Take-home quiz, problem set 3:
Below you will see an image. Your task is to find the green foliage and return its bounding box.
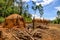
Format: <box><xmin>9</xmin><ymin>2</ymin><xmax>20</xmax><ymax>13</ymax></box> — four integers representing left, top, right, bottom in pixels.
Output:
<box><xmin>32</xmin><ymin>1</ymin><xmax>44</xmax><ymax>18</ymax></box>
<box><xmin>0</xmin><ymin>0</ymin><xmax>32</xmax><ymax>23</ymax></box>
<box><xmin>52</xmin><ymin>10</ymin><xmax>60</xmax><ymax>24</ymax></box>
<box><xmin>56</xmin><ymin>18</ymin><xmax>60</xmax><ymax>24</ymax></box>
<box><xmin>52</xmin><ymin>18</ymin><xmax>60</xmax><ymax>24</ymax></box>
<box><xmin>28</xmin><ymin>13</ymin><xmax>32</xmax><ymax>18</ymax></box>
<box><xmin>0</xmin><ymin>17</ymin><xmax>5</xmax><ymax>23</ymax></box>
<box><xmin>57</xmin><ymin>11</ymin><xmax>60</xmax><ymax>18</ymax></box>
<box><xmin>32</xmin><ymin>1</ymin><xmax>36</xmax><ymax>12</ymax></box>
<box><xmin>57</xmin><ymin>11</ymin><xmax>60</xmax><ymax>15</ymax></box>
<box><xmin>36</xmin><ymin>4</ymin><xmax>44</xmax><ymax>17</ymax></box>
<box><xmin>0</xmin><ymin>0</ymin><xmax>5</xmax><ymax>7</ymax></box>
<box><xmin>23</xmin><ymin>12</ymin><xmax>32</xmax><ymax>22</ymax></box>
<box><xmin>0</xmin><ymin>0</ymin><xmax>6</xmax><ymax>17</ymax></box>
<box><xmin>24</xmin><ymin>17</ymin><xmax>32</xmax><ymax>22</ymax></box>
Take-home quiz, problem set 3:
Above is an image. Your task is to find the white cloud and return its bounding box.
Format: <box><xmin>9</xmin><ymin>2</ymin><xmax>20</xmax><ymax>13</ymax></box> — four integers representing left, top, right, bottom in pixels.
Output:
<box><xmin>51</xmin><ymin>17</ymin><xmax>56</xmax><ymax>20</ymax></box>
<box><xmin>32</xmin><ymin>14</ymin><xmax>44</xmax><ymax>19</ymax></box>
<box><xmin>22</xmin><ymin>0</ymin><xmax>30</xmax><ymax>2</ymax></box>
<box><xmin>17</xmin><ymin>0</ymin><xmax>30</xmax><ymax>2</ymax></box>
<box><xmin>32</xmin><ymin>14</ymin><xmax>39</xmax><ymax>19</ymax></box>
<box><xmin>14</xmin><ymin>0</ymin><xmax>30</xmax><ymax>6</ymax></box>
<box><xmin>36</xmin><ymin>0</ymin><xmax>54</xmax><ymax>6</ymax></box>
<box><xmin>44</xmin><ymin>17</ymin><xmax>56</xmax><ymax>20</ymax></box>
<box><xmin>17</xmin><ymin>0</ymin><xmax>54</xmax><ymax>6</ymax></box>
<box><xmin>31</xmin><ymin>14</ymin><xmax>56</xmax><ymax>20</ymax></box>
<box><xmin>32</xmin><ymin>0</ymin><xmax>42</xmax><ymax>2</ymax></box>
<box><xmin>32</xmin><ymin>0</ymin><xmax>37</xmax><ymax>2</ymax></box>
<box><xmin>55</xmin><ymin>6</ymin><xmax>60</xmax><ymax>11</ymax></box>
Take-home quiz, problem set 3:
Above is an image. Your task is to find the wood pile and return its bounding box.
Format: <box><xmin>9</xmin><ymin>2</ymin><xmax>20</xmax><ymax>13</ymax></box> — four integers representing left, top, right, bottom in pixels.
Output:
<box><xmin>32</xmin><ymin>19</ymin><xmax>50</xmax><ymax>25</ymax></box>
<box><xmin>0</xmin><ymin>14</ymin><xmax>60</xmax><ymax>40</ymax></box>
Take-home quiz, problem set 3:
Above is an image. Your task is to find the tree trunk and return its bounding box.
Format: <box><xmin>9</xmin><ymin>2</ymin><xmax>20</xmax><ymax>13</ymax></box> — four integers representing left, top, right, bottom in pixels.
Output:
<box><xmin>33</xmin><ymin>11</ymin><xmax>36</xmax><ymax>29</ymax></box>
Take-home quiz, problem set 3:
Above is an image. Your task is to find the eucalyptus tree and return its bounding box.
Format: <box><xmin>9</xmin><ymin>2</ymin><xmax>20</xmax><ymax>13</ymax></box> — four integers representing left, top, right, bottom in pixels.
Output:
<box><xmin>52</xmin><ymin>11</ymin><xmax>60</xmax><ymax>24</ymax></box>
<box><xmin>32</xmin><ymin>1</ymin><xmax>37</xmax><ymax>29</ymax></box>
<box><xmin>24</xmin><ymin>3</ymin><xmax>32</xmax><ymax>18</ymax></box>
<box><xmin>0</xmin><ymin>0</ymin><xmax>7</xmax><ymax>17</ymax></box>
<box><xmin>4</xmin><ymin>0</ymin><xmax>19</xmax><ymax>16</ymax></box>
<box><xmin>32</xmin><ymin>1</ymin><xmax>44</xmax><ymax>28</ymax></box>
<box><xmin>36</xmin><ymin>4</ymin><xmax>44</xmax><ymax>18</ymax></box>
<box><xmin>28</xmin><ymin>13</ymin><xmax>32</xmax><ymax>18</ymax></box>
<box><xmin>32</xmin><ymin>1</ymin><xmax>37</xmax><ymax>19</ymax></box>
<box><xmin>57</xmin><ymin>11</ymin><xmax>60</xmax><ymax>18</ymax></box>
<box><xmin>24</xmin><ymin>3</ymin><xmax>29</xmax><ymax>17</ymax></box>
<box><xmin>25</xmin><ymin>5</ymin><xmax>32</xmax><ymax>18</ymax></box>
<box><xmin>16</xmin><ymin>0</ymin><xmax>23</xmax><ymax>15</ymax></box>
<box><xmin>24</xmin><ymin>10</ymin><xmax>28</xmax><ymax>17</ymax></box>
<box><xmin>56</xmin><ymin>11</ymin><xmax>60</xmax><ymax>24</ymax></box>
<box><xmin>0</xmin><ymin>0</ymin><xmax>14</xmax><ymax>17</ymax></box>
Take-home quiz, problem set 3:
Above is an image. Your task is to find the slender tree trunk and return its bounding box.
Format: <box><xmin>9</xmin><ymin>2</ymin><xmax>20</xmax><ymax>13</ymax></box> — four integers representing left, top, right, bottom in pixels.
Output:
<box><xmin>19</xmin><ymin>0</ymin><xmax>22</xmax><ymax>15</ymax></box>
<box><xmin>33</xmin><ymin>16</ymin><xmax>35</xmax><ymax>29</ymax></box>
<box><xmin>2</xmin><ymin>13</ymin><xmax>4</xmax><ymax>17</ymax></box>
<box><xmin>40</xmin><ymin>15</ymin><xmax>42</xmax><ymax>24</ymax></box>
<box><xmin>33</xmin><ymin>10</ymin><xmax>36</xmax><ymax>29</ymax></box>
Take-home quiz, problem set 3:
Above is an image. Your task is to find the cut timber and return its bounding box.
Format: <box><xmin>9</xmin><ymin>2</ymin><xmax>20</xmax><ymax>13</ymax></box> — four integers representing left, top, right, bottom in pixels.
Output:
<box><xmin>3</xmin><ymin>14</ymin><xmax>25</xmax><ymax>29</ymax></box>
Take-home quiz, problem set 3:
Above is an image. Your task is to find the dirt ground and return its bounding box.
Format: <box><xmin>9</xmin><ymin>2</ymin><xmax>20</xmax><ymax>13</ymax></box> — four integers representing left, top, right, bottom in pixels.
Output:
<box><xmin>0</xmin><ymin>23</ymin><xmax>60</xmax><ymax>40</ymax></box>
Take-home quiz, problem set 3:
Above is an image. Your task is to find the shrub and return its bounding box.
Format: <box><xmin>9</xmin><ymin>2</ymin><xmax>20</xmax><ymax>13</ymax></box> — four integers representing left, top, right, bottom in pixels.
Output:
<box><xmin>0</xmin><ymin>17</ymin><xmax>5</xmax><ymax>23</ymax></box>
<box><xmin>24</xmin><ymin>17</ymin><xmax>32</xmax><ymax>22</ymax></box>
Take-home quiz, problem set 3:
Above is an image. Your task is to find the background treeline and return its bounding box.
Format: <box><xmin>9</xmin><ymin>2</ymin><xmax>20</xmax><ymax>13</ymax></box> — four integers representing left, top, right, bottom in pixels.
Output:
<box><xmin>0</xmin><ymin>0</ymin><xmax>32</xmax><ymax>23</ymax></box>
<box><xmin>51</xmin><ymin>11</ymin><xmax>60</xmax><ymax>24</ymax></box>
<box><xmin>0</xmin><ymin>0</ymin><xmax>44</xmax><ymax>23</ymax></box>
<box><xmin>0</xmin><ymin>0</ymin><xmax>60</xmax><ymax>24</ymax></box>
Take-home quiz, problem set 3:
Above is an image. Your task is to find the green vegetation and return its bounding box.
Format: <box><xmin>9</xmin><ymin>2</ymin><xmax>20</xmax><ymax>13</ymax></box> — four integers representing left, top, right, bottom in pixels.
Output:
<box><xmin>32</xmin><ymin>1</ymin><xmax>44</xmax><ymax>18</ymax></box>
<box><xmin>0</xmin><ymin>17</ymin><xmax>5</xmax><ymax>23</ymax></box>
<box><xmin>32</xmin><ymin>1</ymin><xmax>44</xmax><ymax>28</ymax></box>
<box><xmin>52</xmin><ymin>18</ymin><xmax>60</xmax><ymax>24</ymax></box>
<box><xmin>52</xmin><ymin>11</ymin><xmax>60</xmax><ymax>24</ymax></box>
<box><xmin>1</xmin><ymin>0</ymin><xmax>60</xmax><ymax>24</ymax></box>
<box><xmin>24</xmin><ymin>17</ymin><xmax>32</xmax><ymax>22</ymax></box>
<box><xmin>0</xmin><ymin>0</ymin><xmax>32</xmax><ymax>23</ymax></box>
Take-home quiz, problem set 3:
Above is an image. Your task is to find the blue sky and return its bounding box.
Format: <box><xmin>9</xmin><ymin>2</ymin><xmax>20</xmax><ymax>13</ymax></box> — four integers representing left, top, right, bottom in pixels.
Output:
<box><xmin>43</xmin><ymin>0</ymin><xmax>60</xmax><ymax>20</ymax></box>
<box><xmin>17</xmin><ymin>0</ymin><xmax>60</xmax><ymax>20</ymax></box>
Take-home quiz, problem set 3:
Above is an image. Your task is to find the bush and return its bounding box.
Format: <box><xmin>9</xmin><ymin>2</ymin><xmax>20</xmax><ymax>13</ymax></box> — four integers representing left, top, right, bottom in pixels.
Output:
<box><xmin>0</xmin><ymin>17</ymin><xmax>5</xmax><ymax>23</ymax></box>
<box><xmin>52</xmin><ymin>18</ymin><xmax>60</xmax><ymax>24</ymax></box>
<box><xmin>24</xmin><ymin>17</ymin><xmax>32</xmax><ymax>22</ymax></box>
